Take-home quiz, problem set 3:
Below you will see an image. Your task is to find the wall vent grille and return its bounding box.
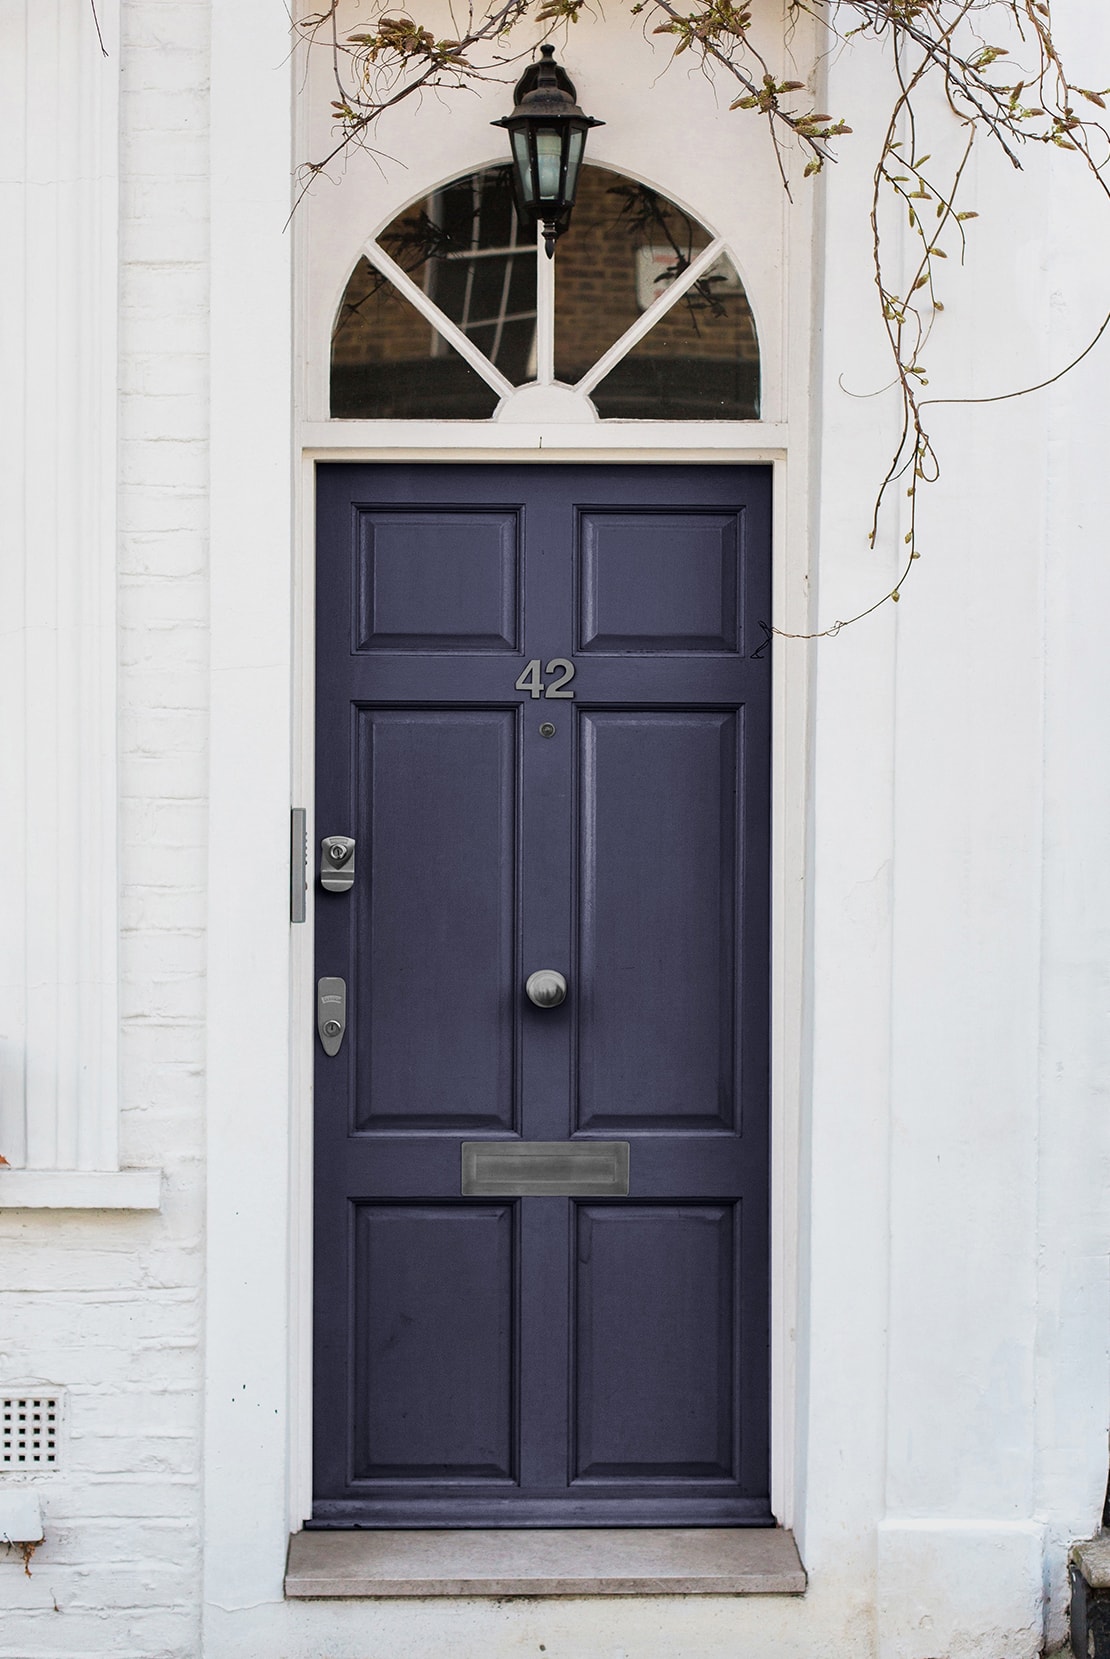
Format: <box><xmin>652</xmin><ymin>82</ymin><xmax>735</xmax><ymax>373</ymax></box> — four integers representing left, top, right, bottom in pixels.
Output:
<box><xmin>1</xmin><ymin>1397</ymin><xmax>59</xmax><ymax>1468</ymax></box>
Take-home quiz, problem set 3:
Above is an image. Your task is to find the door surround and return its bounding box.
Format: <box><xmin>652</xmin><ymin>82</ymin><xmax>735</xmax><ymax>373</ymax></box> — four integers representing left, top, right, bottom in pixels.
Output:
<box><xmin>288</xmin><ymin>430</ymin><xmax>809</xmax><ymax>1535</ymax></box>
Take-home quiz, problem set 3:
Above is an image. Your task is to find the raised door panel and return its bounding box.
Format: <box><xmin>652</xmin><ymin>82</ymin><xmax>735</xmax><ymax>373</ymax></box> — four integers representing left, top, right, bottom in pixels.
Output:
<box><xmin>354</xmin><ymin>708</ymin><xmax>517</xmax><ymax>1132</ymax></box>
<box><xmin>577</xmin><ymin>509</ymin><xmax>741</xmax><ymax>653</ymax></box>
<box><xmin>572</xmin><ymin>1203</ymin><xmax>736</xmax><ymax>1482</ymax></box>
<box><xmin>352</xmin><ymin>1203</ymin><xmax>516</xmax><ymax>1482</ymax></box>
<box><xmin>355</xmin><ymin>507</ymin><xmax>521</xmax><ymax>652</ymax></box>
<box><xmin>577</xmin><ymin>709</ymin><xmax>739</xmax><ymax>1131</ymax></box>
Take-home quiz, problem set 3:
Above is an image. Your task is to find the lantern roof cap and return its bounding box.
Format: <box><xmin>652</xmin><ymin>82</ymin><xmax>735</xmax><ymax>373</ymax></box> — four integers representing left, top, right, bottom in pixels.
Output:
<box><xmin>498</xmin><ymin>44</ymin><xmax>600</xmax><ymax>125</ymax></box>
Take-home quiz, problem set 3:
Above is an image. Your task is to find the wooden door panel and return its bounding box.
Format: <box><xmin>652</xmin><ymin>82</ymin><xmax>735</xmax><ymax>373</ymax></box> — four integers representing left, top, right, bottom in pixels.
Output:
<box><xmin>353</xmin><ymin>707</ymin><xmax>518</xmax><ymax>1133</ymax></box>
<box><xmin>355</xmin><ymin>506</ymin><xmax>521</xmax><ymax>653</ymax></box>
<box><xmin>351</xmin><ymin>1203</ymin><xmax>516</xmax><ymax>1481</ymax></box>
<box><xmin>572</xmin><ymin>1203</ymin><xmax>736</xmax><ymax>1482</ymax></box>
<box><xmin>578</xmin><ymin>510</ymin><xmax>741</xmax><ymax>653</ymax></box>
<box><xmin>577</xmin><ymin>710</ymin><xmax>738</xmax><ymax>1132</ymax></box>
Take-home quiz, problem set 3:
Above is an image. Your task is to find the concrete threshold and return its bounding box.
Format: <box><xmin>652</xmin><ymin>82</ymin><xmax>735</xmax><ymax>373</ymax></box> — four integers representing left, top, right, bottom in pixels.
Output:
<box><xmin>285</xmin><ymin>1525</ymin><xmax>806</xmax><ymax>1599</ymax></box>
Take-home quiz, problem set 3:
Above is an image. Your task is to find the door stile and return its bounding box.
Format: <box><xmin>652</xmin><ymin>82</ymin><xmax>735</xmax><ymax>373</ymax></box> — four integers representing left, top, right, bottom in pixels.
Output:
<box><xmin>517</xmin><ymin>1195</ymin><xmax>572</xmax><ymax>1491</ymax></box>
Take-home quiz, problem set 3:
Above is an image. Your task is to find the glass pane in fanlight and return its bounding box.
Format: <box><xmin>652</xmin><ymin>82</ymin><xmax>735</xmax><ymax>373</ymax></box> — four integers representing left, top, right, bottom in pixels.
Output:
<box><xmin>331</xmin><ymin>257</ymin><xmax>500</xmax><ymax>418</ymax></box>
<box><xmin>590</xmin><ymin>248</ymin><xmax>760</xmax><ymax>419</ymax></box>
<box><xmin>555</xmin><ymin>166</ymin><xmax>713</xmax><ymax>383</ymax></box>
<box><xmin>372</xmin><ymin>165</ymin><xmax>537</xmax><ymax>385</ymax></box>
<box><xmin>535</xmin><ymin>129</ymin><xmax>563</xmax><ymax>204</ymax></box>
<box><xmin>554</xmin><ymin>165</ymin><xmax>759</xmax><ymax>419</ymax></box>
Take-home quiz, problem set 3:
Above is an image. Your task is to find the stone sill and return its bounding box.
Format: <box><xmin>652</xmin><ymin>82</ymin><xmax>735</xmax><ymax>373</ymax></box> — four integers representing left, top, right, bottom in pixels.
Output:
<box><xmin>286</xmin><ymin>1526</ymin><xmax>806</xmax><ymax>1599</ymax></box>
<box><xmin>0</xmin><ymin>1169</ymin><xmax>162</xmax><ymax>1210</ymax></box>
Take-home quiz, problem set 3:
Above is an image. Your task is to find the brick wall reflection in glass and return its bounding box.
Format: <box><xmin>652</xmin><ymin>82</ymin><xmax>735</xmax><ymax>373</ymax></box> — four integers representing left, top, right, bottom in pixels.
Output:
<box><xmin>331</xmin><ymin>164</ymin><xmax>760</xmax><ymax>421</ymax></box>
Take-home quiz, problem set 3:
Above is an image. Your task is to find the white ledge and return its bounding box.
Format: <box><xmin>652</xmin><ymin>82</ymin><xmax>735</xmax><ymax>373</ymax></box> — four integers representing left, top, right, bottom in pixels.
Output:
<box><xmin>286</xmin><ymin>1526</ymin><xmax>806</xmax><ymax>1599</ymax></box>
<box><xmin>0</xmin><ymin>1169</ymin><xmax>162</xmax><ymax>1210</ymax></box>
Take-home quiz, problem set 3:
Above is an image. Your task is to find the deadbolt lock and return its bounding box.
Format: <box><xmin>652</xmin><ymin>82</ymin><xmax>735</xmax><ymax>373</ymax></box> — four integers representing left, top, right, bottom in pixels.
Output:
<box><xmin>317</xmin><ymin>978</ymin><xmax>347</xmax><ymax>1056</ymax></box>
<box><xmin>320</xmin><ymin>835</ymin><xmax>356</xmax><ymax>892</ymax></box>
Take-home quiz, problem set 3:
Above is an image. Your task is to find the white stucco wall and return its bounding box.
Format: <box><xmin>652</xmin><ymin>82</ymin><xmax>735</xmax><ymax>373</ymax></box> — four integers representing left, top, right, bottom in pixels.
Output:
<box><xmin>2</xmin><ymin>2</ymin><xmax>1109</xmax><ymax>1657</ymax></box>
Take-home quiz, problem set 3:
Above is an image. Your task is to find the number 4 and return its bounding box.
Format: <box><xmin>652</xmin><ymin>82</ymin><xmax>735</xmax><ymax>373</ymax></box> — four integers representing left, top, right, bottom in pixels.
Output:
<box><xmin>514</xmin><ymin>658</ymin><xmax>577</xmax><ymax>700</ymax></box>
<box><xmin>515</xmin><ymin>659</ymin><xmax>545</xmax><ymax>699</ymax></box>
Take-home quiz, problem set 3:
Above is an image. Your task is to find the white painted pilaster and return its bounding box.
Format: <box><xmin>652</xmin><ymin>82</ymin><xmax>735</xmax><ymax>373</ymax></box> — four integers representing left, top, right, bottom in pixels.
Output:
<box><xmin>0</xmin><ymin>0</ymin><xmax>123</xmax><ymax>1177</ymax></box>
<box><xmin>203</xmin><ymin>0</ymin><xmax>296</xmax><ymax>1634</ymax></box>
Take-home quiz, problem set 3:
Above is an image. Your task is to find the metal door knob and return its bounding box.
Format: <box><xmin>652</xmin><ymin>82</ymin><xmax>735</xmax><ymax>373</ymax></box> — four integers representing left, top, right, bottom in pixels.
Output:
<box><xmin>525</xmin><ymin>970</ymin><xmax>567</xmax><ymax>1009</ymax></box>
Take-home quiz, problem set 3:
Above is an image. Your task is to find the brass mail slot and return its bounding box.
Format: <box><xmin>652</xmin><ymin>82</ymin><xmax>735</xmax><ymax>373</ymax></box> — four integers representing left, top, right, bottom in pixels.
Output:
<box><xmin>461</xmin><ymin>1141</ymin><xmax>630</xmax><ymax>1197</ymax></box>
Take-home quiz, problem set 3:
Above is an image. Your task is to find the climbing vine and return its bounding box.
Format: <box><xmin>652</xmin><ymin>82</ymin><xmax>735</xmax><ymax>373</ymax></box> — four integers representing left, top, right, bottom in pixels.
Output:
<box><xmin>297</xmin><ymin>0</ymin><xmax>1110</xmax><ymax>636</ymax></box>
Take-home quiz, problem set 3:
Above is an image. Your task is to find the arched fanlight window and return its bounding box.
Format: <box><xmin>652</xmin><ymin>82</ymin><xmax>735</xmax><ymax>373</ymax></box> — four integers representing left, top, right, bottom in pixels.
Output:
<box><xmin>330</xmin><ymin>163</ymin><xmax>760</xmax><ymax>421</ymax></box>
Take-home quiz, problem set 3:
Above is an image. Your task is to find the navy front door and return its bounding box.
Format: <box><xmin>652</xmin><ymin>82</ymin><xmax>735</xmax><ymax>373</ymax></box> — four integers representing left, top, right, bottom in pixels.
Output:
<box><xmin>312</xmin><ymin>463</ymin><xmax>772</xmax><ymax>1527</ymax></box>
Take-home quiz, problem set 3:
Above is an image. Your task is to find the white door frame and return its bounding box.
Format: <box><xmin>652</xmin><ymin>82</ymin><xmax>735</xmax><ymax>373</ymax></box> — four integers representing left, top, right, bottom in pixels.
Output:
<box><xmin>288</xmin><ymin>421</ymin><xmax>810</xmax><ymax>1532</ymax></box>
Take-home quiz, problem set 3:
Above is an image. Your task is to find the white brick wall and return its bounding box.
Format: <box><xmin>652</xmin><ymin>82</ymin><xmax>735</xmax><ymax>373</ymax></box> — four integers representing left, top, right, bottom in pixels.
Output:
<box><xmin>0</xmin><ymin>4</ymin><xmax>209</xmax><ymax>1652</ymax></box>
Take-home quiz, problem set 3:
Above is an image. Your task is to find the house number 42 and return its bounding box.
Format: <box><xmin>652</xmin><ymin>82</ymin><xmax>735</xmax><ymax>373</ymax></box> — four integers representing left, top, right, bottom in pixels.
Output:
<box><xmin>515</xmin><ymin>658</ymin><xmax>576</xmax><ymax>699</ymax></box>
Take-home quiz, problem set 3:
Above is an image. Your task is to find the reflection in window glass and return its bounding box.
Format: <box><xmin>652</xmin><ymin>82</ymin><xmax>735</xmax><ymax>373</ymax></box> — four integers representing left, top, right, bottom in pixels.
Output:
<box><xmin>590</xmin><ymin>247</ymin><xmax>759</xmax><ymax>420</ymax></box>
<box><xmin>328</xmin><ymin>161</ymin><xmax>760</xmax><ymax>420</ymax></box>
<box><xmin>556</xmin><ymin>167</ymin><xmax>759</xmax><ymax>418</ymax></box>
<box><xmin>330</xmin><ymin>166</ymin><xmax>536</xmax><ymax>417</ymax></box>
<box><xmin>331</xmin><ymin>257</ymin><xmax>499</xmax><ymax>419</ymax></box>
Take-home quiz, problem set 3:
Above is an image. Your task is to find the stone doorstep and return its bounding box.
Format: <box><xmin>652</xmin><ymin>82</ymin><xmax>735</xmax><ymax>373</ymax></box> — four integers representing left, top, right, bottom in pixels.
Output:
<box><xmin>285</xmin><ymin>1525</ymin><xmax>806</xmax><ymax>1599</ymax></box>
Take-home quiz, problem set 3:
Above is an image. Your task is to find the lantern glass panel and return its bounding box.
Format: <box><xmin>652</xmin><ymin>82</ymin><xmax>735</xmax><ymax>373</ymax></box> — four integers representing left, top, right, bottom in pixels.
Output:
<box><xmin>534</xmin><ymin>128</ymin><xmax>564</xmax><ymax>204</ymax></box>
<box><xmin>512</xmin><ymin>131</ymin><xmax>534</xmax><ymax>202</ymax></box>
<box><xmin>564</xmin><ymin>128</ymin><xmax>586</xmax><ymax>206</ymax></box>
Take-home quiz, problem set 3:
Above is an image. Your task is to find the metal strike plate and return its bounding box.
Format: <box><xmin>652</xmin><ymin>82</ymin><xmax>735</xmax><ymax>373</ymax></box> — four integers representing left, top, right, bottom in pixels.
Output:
<box><xmin>461</xmin><ymin>1141</ymin><xmax>629</xmax><ymax>1197</ymax></box>
<box><xmin>320</xmin><ymin>835</ymin><xmax>355</xmax><ymax>893</ymax></box>
<box><xmin>290</xmin><ymin>808</ymin><xmax>307</xmax><ymax>923</ymax></box>
<box><xmin>317</xmin><ymin>977</ymin><xmax>347</xmax><ymax>1057</ymax></box>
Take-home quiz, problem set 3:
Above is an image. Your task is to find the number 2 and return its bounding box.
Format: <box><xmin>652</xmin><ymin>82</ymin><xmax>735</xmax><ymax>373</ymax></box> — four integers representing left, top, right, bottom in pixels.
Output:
<box><xmin>544</xmin><ymin>658</ymin><xmax>575</xmax><ymax>698</ymax></box>
<box><xmin>514</xmin><ymin>658</ymin><xmax>577</xmax><ymax>700</ymax></box>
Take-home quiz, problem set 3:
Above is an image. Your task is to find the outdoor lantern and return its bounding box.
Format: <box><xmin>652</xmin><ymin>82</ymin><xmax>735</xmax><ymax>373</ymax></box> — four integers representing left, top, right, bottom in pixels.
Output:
<box><xmin>493</xmin><ymin>44</ymin><xmax>603</xmax><ymax>257</ymax></box>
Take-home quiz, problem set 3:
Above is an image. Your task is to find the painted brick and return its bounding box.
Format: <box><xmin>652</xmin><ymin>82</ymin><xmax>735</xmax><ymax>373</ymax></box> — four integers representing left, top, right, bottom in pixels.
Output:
<box><xmin>124</xmin><ymin>800</ymin><xmax>208</xmax><ymax>848</ymax></box>
<box><xmin>122</xmin><ymin>7</ymin><xmax>208</xmax><ymax>51</ymax></box>
<box><xmin>121</xmin><ymin>88</ymin><xmax>209</xmax><ymax>136</ymax></box>
<box><xmin>120</xmin><ymin>393</ymin><xmax>209</xmax><ymax>440</ymax></box>
<box><xmin>122</xmin><ymin>668</ymin><xmax>208</xmax><ymax>711</ymax></box>
<box><xmin>119</xmin><ymin>622</ymin><xmax>207</xmax><ymax>672</ymax></box>
<box><xmin>122</xmin><ymin>264</ymin><xmax>209</xmax><ymax>320</ymax></box>
<box><xmin>119</xmin><ymin>481</ymin><xmax>208</xmax><ymax>532</ymax></box>
<box><xmin>121</xmin><ymin>47</ymin><xmax>209</xmax><ymax>96</ymax></box>
<box><xmin>123</xmin><ymin>128</ymin><xmax>208</xmax><ymax>180</ymax></box>
<box><xmin>1</xmin><ymin>9</ymin><xmax>216</xmax><ymax>1655</ymax></box>
<box><xmin>119</xmin><ymin>439</ymin><xmax>208</xmax><ymax>490</ymax></box>
<box><xmin>119</xmin><ymin>354</ymin><xmax>207</xmax><ymax>398</ymax></box>
<box><xmin>121</xmin><ymin>313</ymin><xmax>208</xmax><ymax>355</ymax></box>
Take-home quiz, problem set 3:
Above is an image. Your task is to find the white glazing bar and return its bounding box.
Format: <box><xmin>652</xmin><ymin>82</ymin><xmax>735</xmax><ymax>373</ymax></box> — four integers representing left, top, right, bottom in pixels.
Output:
<box><xmin>364</xmin><ymin>241</ymin><xmax>515</xmax><ymax>401</ymax></box>
<box><xmin>537</xmin><ymin>228</ymin><xmax>555</xmax><ymax>385</ymax></box>
<box><xmin>576</xmin><ymin>238</ymin><xmax>728</xmax><ymax>397</ymax></box>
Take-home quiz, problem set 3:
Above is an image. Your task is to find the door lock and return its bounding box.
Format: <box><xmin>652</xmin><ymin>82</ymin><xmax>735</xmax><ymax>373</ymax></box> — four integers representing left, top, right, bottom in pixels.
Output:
<box><xmin>317</xmin><ymin>977</ymin><xmax>347</xmax><ymax>1056</ymax></box>
<box><xmin>320</xmin><ymin>835</ymin><xmax>356</xmax><ymax>893</ymax></box>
